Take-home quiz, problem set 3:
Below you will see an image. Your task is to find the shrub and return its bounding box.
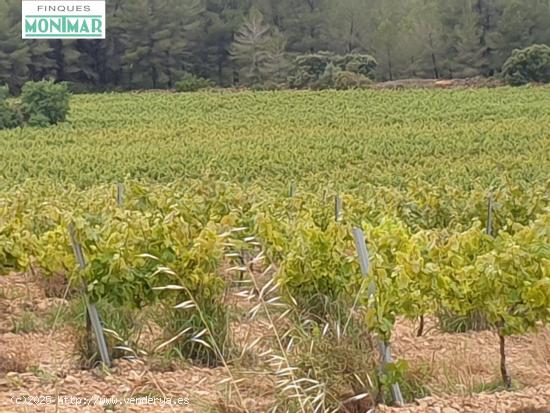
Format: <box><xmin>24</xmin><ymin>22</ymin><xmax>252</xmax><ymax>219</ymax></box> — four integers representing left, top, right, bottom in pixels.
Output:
<box><xmin>502</xmin><ymin>44</ymin><xmax>550</xmax><ymax>86</ymax></box>
<box><xmin>335</xmin><ymin>53</ymin><xmax>378</xmax><ymax>78</ymax></box>
<box><xmin>334</xmin><ymin>71</ymin><xmax>373</xmax><ymax>90</ymax></box>
<box><xmin>0</xmin><ymin>85</ymin><xmax>9</xmax><ymax>100</ymax></box>
<box><xmin>175</xmin><ymin>73</ymin><xmax>214</xmax><ymax>92</ymax></box>
<box><xmin>289</xmin><ymin>52</ymin><xmax>377</xmax><ymax>89</ymax></box>
<box><xmin>0</xmin><ymin>85</ymin><xmax>23</xmax><ymax>130</ymax></box>
<box><xmin>288</xmin><ymin>52</ymin><xmax>336</xmax><ymax>88</ymax></box>
<box><xmin>20</xmin><ymin>80</ymin><xmax>70</xmax><ymax>126</ymax></box>
<box><xmin>314</xmin><ymin>62</ymin><xmax>340</xmax><ymax>90</ymax></box>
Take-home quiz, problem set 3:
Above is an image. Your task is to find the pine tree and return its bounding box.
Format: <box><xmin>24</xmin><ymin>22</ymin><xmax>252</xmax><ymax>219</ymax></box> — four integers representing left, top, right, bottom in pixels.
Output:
<box><xmin>453</xmin><ymin>0</ymin><xmax>488</xmax><ymax>77</ymax></box>
<box><xmin>118</xmin><ymin>0</ymin><xmax>202</xmax><ymax>88</ymax></box>
<box><xmin>370</xmin><ymin>0</ymin><xmax>409</xmax><ymax>80</ymax></box>
<box><xmin>0</xmin><ymin>0</ymin><xmax>30</xmax><ymax>92</ymax></box>
<box><xmin>27</xmin><ymin>41</ymin><xmax>56</xmax><ymax>82</ymax></box>
<box><xmin>230</xmin><ymin>7</ymin><xmax>288</xmax><ymax>87</ymax></box>
<box><xmin>320</xmin><ymin>0</ymin><xmax>372</xmax><ymax>54</ymax></box>
<box><xmin>0</xmin><ymin>0</ymin><xmax>548</xmax><ymax>87</ymax></box>
<box><xmin>57</xmin><ymin>40</ymin><xmax>98</xmax><ymax>83</ymax></box>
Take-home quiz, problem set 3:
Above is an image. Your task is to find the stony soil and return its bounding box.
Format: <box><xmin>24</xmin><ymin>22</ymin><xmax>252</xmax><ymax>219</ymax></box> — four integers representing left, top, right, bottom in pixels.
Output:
<box><xmin>0</xmin><ymin>272</ymin><xmax>549</xmax><ymax>413</ymax></box>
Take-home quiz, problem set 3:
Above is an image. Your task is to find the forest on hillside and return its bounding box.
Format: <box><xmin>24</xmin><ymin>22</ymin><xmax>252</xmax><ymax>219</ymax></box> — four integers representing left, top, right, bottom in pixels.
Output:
<box><xmin>1</xmin><ymin>0</ymin><xmax>550</xmax><ymax>90</ymax></box>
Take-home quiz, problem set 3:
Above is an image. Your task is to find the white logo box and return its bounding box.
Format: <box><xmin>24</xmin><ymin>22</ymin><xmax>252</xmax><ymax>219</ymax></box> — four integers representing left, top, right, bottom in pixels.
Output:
<box><xmin>22</xmin><ymin>0</ymin><xmax>106</xmax><ymax>39</ymax></box>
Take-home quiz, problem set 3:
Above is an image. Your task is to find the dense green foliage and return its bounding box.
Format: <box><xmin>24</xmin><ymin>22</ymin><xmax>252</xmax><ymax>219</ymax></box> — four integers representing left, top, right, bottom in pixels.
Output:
<box><xmin>20</xmin><ymin>80</ymin><xmax>70</xmax><ymax>126</ymax></box>
<box><xmin>288</xmin><ymin>52</ymin><xmax>376</xmax><ymax>89</ymax></box>
<box><xmin>1</xmin><ymin>0</ymin><xmax>549</xmax><ymax>90</ymax></box>
<box><xmin>1</xmin><ymin>88</ymin><xmax>548</xmax><ymax>190</ymax></box>
<box><xmin>175</xmin><ymin>73</ymin><xmax>215</xmax><ymax>92</ymax></box>
<box><xmin>0</xmin><ymin>81</ymin><xmax>70</xmax><ymax>129</ymax></box>
<box><xmin>0</xmin><ymin>85</ymin><xmax>21</xmax><ymax>129</ymax></box>
<box><xmin>502</xmin><ymin>44</ymin><xmax>550</xmax><ymax>85</ymax></box>
<box><xmin>0</xmin><ymin>88</ymin><xmax>549</xmax><ymax>373</ymax></box>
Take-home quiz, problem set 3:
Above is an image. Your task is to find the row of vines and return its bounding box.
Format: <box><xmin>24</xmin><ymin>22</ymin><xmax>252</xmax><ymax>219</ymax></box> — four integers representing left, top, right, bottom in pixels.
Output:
<box><xmin>1</xmin><ymin>88</ymin><xmax>549</xmax><ymax>409</ymax></box>
<box><xmin>1</xmin><ymin>179</ymin><xmax>548</xmax><ymax>391</ymax></box>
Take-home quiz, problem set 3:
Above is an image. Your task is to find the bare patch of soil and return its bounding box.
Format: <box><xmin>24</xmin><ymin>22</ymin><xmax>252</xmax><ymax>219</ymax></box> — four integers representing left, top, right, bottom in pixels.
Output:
<box><xmin>1</xmin><ymin>273</ymin><xmax>549</xmax><ymax>412</ymax></box>
<box><xmin>391</xmin><ymin>317</ymin><xmax>550</xmax><ymax>393</ymax></box>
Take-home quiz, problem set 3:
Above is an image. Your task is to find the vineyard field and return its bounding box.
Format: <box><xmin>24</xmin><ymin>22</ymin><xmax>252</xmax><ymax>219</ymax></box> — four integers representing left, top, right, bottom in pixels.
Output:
<box><xmin>1</xmin><ymin>88</ymin><xmax>549</xmax><ymax>190</ymax></box>
<box><xmin>0</xmin><ymin>87</ymin><xmax>549</xmax><ymax>413</ymax></box>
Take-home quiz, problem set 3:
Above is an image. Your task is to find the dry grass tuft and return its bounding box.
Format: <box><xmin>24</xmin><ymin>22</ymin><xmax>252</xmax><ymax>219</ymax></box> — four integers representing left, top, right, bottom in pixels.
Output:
<box><xmin>416</xmin><ymin>344</ymin><xmax>498</xmax><ymax>396</ymax></box>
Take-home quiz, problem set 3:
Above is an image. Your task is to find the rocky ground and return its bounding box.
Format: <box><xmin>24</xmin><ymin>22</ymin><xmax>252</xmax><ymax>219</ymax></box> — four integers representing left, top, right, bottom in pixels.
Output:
<box><xmin>0</xmin><ymin>272</ymin><xmax>548</xmax><ymax>413</ymax></box>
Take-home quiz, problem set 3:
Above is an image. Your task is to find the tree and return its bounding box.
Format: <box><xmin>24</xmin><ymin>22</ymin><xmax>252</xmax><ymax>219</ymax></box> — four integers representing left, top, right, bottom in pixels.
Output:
<box><xmin>275</xmin><ymin>0</ymin><xmax>325</xmax><ymax>53</ymax></box>
<box><xmin>230</xmin><ymin>7</ymin><xmax>288</xmax><ymax>87</ymax></box>
<box><xmin>486</xmin><ymin>0</ymin><xmax>550</xmax><ymax>71</ymax></box>
<box><xmin>502</xmin><ymin>44</ymin><xmax>550</xmax><ymax>85</ymax></box>
<box><xmin>27</xmin><ymin>41</ymin><xmax>56</xmax><ymax>83</ymax></box>
<box><xmin>1</xmin><ymin>0</ymin><xmax>549</xmax><ymax>88</ymax></box>
<box><xmin>320</xmin><ymin>0</ymin><xmax>372</xmax><ymax>54</ymax></box>
<box><xmin>370</xmin><ymin>0</ymin><xmax>409</xmax><ymax>80</ymax></box>
<box><xmin>117</xmin><ymin>0</ymin><xmax>202</xmax><ymax>88</ymax></box>
<box><xmin>405</xmin><ymin>0</ymin><xmax>446</xmax><ymax>79</ymax></box>
<box><xmin>51</xmin><ymin>40</ymin><xmax>98</xmax><ymax>84</ymax></box>
<box><xmin>190</xmin><ymin>0</ymin><xmax>251</xmax><ymax>85</ymax></box>
<box><xmin>0</xmin><ymin>0</ymin><xmax>30</xmax><ymax>92</ymax></box>
<box><xmin>453</xmin><ymin>0</ymin><xmax>489</xmax><ymax>77</ymax></box>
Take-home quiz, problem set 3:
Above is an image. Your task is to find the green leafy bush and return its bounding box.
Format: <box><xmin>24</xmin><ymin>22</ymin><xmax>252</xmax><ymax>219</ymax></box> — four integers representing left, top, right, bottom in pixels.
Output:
<box><xmin>502</xmin><ymin>44</ymin><xmax>550</xmax><ymax>85</ymax></box>
<box><xmin>335</xmin><ymin>53</ymin><xmax>378</xmax><ymax>78</ymax></box>
<box><xmin>0</xmin><ymin>85</ymin><xmax>23</xmax><ymax>130</ymax></box>
<box><xmin>314</xmin><ymin>62</ymin><xmax>340</xmax><ymax>90</ymax></box>
<box><xmin>20</xmin><ymin>80</ymin><xmax>70</xmax><ymax>126</ymax></box>
<box><xmin>289</xmin><ymin>52</ymin><xmax>377</xmax><ymax>89</ymax></box>
<box><xmin>0</xmin><ymin>85</ymin><xmax>9</xmax><ymax>100</ymax></box>
<box><xmin>0</xmin><ymin>102</ymin><xmax>21</xmax><ymax>129</ymax></box>
<box><xmin>288</xmin><ymin>52</ymin><xmax>336</xmax><ymax>88</ymax></box>
<box><xmin>175</xmin><ymin>73</ymin><xmax>214</xmax><ymax>92</ymax></box>
<box><xmin>310</xmin><ymin>66</ymin><xmax>373</xmax><ymax>90</ymax></box>
<box><xmin>334</xmin><ymin>71</ymin><xmax>373</xmax><ymax>90</ymax></box>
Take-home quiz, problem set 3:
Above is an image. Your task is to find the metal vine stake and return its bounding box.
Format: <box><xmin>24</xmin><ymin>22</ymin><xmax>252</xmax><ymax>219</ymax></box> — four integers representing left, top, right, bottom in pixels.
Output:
<box><xmin>289</xmin><ymin>181</ymin><xmax>296</xmax><ymax>197</ymax></box>
<box><xmin>352</xmin><ymin>227</ymin><xmax>404</xmax><ymax>406</ymax></box>
<box><xmin>486</xmin><ymin>193</ymin><xmax>494</xmax><ymax>236</ymax></box>
<box><xmin>68</xmin><ymin>223</ymin><xmax>111</xmax><ymax>367</ymax></box>
<box><xmin>335</xmin><ymin>194</ymin><xmax>342</xmax><ymax>222</ymax></box>
<box><xmin>116</xmin><ymin>182</ymin><xmax>125</xmax><ymax>206</ymax></box>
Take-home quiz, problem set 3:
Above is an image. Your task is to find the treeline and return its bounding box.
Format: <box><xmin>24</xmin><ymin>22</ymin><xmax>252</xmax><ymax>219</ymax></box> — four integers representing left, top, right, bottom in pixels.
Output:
<box><xmin>1</xmin><ymin>0</ymin><xmax>550</xmax><ymax>91</ymax></box>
